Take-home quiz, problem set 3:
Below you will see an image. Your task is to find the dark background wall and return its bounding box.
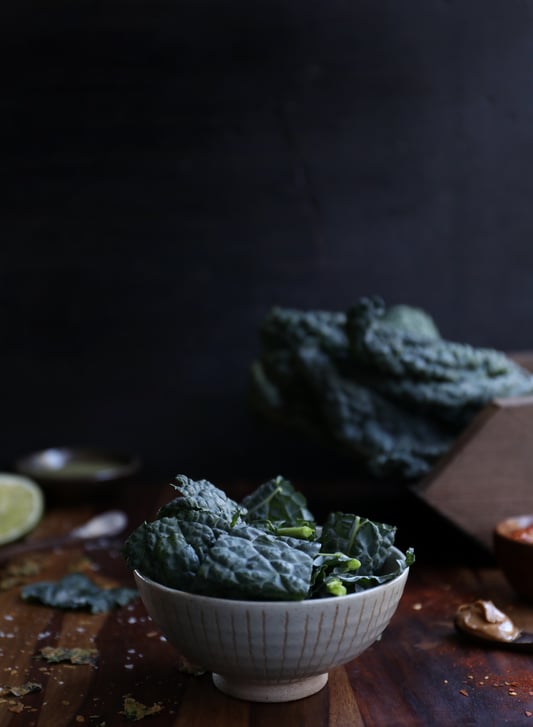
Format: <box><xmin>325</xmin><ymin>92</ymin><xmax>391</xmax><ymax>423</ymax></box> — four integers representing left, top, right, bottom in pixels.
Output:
<box><xmin>2</xmin><ymin>0</ymin><xmax>533</xmax><ymax>483</ymax></box>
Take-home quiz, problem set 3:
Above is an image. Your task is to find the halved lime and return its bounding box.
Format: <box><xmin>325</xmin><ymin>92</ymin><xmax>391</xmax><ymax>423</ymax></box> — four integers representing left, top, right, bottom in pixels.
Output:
<box><xmin>0</xmin><ymin>473</ymin><xmax>44</xmax><ymax>545</ymax></box>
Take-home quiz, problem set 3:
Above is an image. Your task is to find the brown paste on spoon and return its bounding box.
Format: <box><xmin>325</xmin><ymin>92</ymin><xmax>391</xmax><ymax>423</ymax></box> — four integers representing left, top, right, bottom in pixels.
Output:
<box><xmin>455</xmin><ymin>600</ymin><xmax>521</xmax><ymax>643</ymax></box>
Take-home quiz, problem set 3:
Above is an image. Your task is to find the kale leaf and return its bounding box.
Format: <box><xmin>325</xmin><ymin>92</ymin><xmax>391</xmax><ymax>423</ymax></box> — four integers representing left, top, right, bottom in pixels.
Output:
<box><xmin>347</xmin><ymin>296</ymin><xmax>533</xmax><ymax>426</ymax></box>
<box><xmin>310</xmin><ymin>551</ymin><xmax>362</xmax><ymax>598</ymax></box>
<box><xmin>192</xmin><ymin>529</ymin><xmax>320</xmax><ymax>601</ymax></box>
<box><xmin>123</xmin><ymin>517</ymin><xmax>221</xmax><ymax>590</ymax></box>
<box><xmin>241</xmin><ymin>475</ymin><xmax>314</xmax><ymax>525</ymax></box>
<box><xmin>157</xmin><ymin>474</ymin><xmax>243</xmax><ymax>527</ymax></box>
<box><xmin>313</xmin><ymin>546</ymin><xmax>415</xmax><ymax>596</ymax></box>
<box><xmin>294</xmin><ymin>347</ymin><xmax>454</xmax><ymax>479</ymax></box>
<box><xmin>21</xmin><ymin>573</ymin><xmax>137</xmax><ymax>614</ymax></box>
<box><xmin>319</xmin><ymin>512</ymin><xmax>396</xmax><ymax>575</ymax></box>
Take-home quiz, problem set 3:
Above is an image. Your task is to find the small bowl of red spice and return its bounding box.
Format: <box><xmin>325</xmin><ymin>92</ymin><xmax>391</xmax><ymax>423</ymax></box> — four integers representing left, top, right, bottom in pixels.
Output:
<box><xmin>494</xmin><ymin>515</ymin><xmax>533</xmax><ymax>603</ymax></box>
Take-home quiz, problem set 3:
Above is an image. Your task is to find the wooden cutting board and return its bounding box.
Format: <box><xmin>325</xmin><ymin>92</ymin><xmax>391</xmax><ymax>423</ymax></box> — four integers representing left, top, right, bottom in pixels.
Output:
<box><xmin>413</xmin><ymin>395</ymin><xmax>533</xmax><ymax>550</ymax></box>
<box><xmin>413</xmin><ymin>352</ymin><xmax>533</xmax><ymax>552</ymax></box>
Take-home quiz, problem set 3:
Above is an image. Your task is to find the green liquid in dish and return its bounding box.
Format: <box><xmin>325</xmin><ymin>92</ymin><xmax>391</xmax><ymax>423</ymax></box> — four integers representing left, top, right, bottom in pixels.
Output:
<box><xmin>44</xmin><ymin>459</ymin><xmax>121</xmax><ymax>479</ymax></box>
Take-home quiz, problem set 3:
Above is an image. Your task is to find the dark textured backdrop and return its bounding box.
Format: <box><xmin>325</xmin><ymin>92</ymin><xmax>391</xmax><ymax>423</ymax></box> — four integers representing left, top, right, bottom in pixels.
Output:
<box><xmin>2</xmin><ymin>0</ymin><xmax>533</xmax><ymax>482</ymax></box>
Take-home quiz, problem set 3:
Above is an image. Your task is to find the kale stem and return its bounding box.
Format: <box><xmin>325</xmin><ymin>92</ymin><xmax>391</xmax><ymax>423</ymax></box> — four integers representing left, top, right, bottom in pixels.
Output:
<box><xmin>326</xmin><ymin>578</ymin><xmax>347</xmax><ymax>597</ymax></box>
<box><xmin>275</xmin><ymin>525</ymin><xmax>315</xmax><ymax>540</ymax></box>
<box><xmin>347</xmin><ymin>516</ymin><xmax>362</xmax><ymax>554</ymax></box>
<box><xmin>315</xmin><ymin>552</ymin><xmax>361</xmax><ymax>570</ymax></box>
<box><xmin>245</xmin><ymin>485</ymin><xmax>283</xmax><ymax>517</ymax></box>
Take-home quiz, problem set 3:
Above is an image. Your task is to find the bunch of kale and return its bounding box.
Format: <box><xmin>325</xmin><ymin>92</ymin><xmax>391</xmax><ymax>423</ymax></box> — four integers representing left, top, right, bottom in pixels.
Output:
<box><xmin>250</xmin><ymin>296</ymin><xmax>533</xmax><ymax>480</ymax></box>
<box><xmin>124</xmin><ymin>474</ymin><xmax>412</xmax><ymax>600</ymax></box>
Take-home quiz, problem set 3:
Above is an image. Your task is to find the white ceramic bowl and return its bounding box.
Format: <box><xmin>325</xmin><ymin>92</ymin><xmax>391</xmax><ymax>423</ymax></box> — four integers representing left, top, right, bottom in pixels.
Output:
<box><xmin>134</xmin><ymin>546</ymin><xmax>409</xmax><ymax>702</ymax></box>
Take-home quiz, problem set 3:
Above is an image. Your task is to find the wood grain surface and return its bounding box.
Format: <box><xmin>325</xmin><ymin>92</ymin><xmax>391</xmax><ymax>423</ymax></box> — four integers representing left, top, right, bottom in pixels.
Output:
<box><xmin>0</xmin><ymin>483</ymin><xmax>532</xmax><ymax>726</ymax></box>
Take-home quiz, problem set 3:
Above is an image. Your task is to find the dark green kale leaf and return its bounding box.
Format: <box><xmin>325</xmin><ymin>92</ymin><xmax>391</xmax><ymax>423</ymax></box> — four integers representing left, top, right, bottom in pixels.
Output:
<box><xmin>310</xmin><ymin>551</ymin><xmax>362</xmax><ymax>598</ymax></box>
<box><xmin>157</xmin><ymin>474</ymin><xmax>243</xmax><ymax>527</ymax></box>
<box><xmin>319</xmin><ymin>512</ymin><xmax>396</xmax><ymax>575</ymax></box>
<box><xmin>367</xmin><ymin>371</ymin><xmax>533</xmax><ymax>428</ymax></box>
<box><xmin>343</xmin><ymin>546</ymin><xmax>415</xmax><ymax>589</ymax></box>
<box><xmin>250</xmin><ymin>297</ymin><xmax>533</xmax><ymax>481</ymax></box>
<box><xmin>380</xmin><ymin>304</ymin><xmax>441</xmax><ymax>339</ymax></box>
<box><xmin>21</xmin><ymin>573</ymin><xmax>137</xmax><ymax>614</ymax></box>
<box><xmin>241</xmin><ymin>475</ymin><xmax>314</xmax><ymax>525</ymax></box>
<box><xmin>347</xmin><ymin>296</ymin><xmax>533</xmax><ymax>423</ymax></box>
<box><xmin>192</xmin><ymin>528</ymin><xmax>321</xmax><ymax>601</ymax></box>
<box><xmin>315</xmin><ymin>547</ymin><xmax>414</xmax><ymax>596</ymax></box>
<box><xmin>249</xmin><ymin>304</ymin><xmax>457</xmax><ymax>479</ymax></box>
<box><xmin>260</xmin><ymin>306</ymin><xmax>350</xmax><ymax>361</ymax></box>
<box><xmin>123</xmin><ymin>517</ymin><xmax>220</xmax><ymax>590</ymax></box>
<box><xmin>312</xmin><ymin>521</ymin><xmax>414</xmax><ymax>597</ymax></box>
<box><xmin>295</xmin><ymin>347</ymin><xmax>454</xmax><ymax>479</ymax></box>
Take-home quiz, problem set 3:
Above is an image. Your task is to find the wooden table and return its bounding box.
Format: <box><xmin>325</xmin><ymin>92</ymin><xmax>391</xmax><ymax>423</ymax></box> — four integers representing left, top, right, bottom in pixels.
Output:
<box><xmin>0</xmin><ymin>482</ymin><xmax>532</xmax><ymax>727</ymax></box>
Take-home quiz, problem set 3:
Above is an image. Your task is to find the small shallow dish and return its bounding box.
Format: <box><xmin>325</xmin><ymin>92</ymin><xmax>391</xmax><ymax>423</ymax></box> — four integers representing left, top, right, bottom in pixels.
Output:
<box><xmin>134</xmin><ymin>546</ymin><xmax>409</xmax><ymax>703</ymax></box>
<box><xmin>15</xmin><ymin>447</ymin><xmax>141</xmax><ymax>500</ymax></box>
<box><xmin>493</xmin><ymin>514</ymin><xmax>533</xmax><ymax>603</ymax></box>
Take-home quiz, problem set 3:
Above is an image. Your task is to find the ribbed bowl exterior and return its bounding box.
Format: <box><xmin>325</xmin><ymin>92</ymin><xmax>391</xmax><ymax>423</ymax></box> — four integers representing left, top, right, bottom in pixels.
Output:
<box><xmin>134</xmin><ymin>550</ymin><xmax>409</xmax><ymax>683</ymax></box>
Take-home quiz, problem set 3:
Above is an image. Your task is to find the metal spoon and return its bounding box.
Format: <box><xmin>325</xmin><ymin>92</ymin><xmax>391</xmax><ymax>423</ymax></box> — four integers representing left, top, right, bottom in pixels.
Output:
<box><xmin>0</xmin><ymin>510</ymin><xmax>128</xmax><ymax>564</ymax></box>
<box><xmin>454</xmin><ymin>618</ymin><xmax>533</xmax><ymax>653</ymax></box>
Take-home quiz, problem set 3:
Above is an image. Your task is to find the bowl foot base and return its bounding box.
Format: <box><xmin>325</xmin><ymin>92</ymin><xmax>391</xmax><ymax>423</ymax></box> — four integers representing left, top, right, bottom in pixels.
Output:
<box><xmin>212</xmin><ymin>672</ymin><xmax>328</xmax><ymax>702</ymax></box>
